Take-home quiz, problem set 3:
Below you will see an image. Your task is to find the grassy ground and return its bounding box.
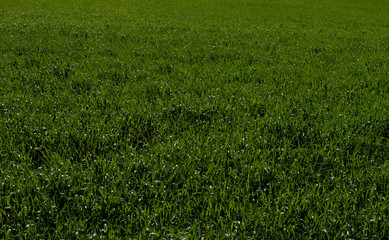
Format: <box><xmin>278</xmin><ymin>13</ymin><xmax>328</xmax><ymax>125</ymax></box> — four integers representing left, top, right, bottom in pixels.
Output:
<box><xmin>1</xmin><ymin>0</ymin><xmax>389</xmax><ymax>238</ymax></box>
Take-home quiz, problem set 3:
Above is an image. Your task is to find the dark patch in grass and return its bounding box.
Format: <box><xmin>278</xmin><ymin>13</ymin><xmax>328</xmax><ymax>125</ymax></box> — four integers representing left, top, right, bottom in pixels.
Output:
<box><xmin>120</xmin><ymin>114</ymin><xmax>157</xmax><ymax>150</ymax></box>
<box><xmin>51</xmin><ymin>65</ymin><xmax>74</xmax><ymax>80</ymax></box>
<box><xmin>71</xmin><ymin>78</ymin><xmax>92</xmax><ymax>94</ymax></box>
<box><xmin>97</xmin><ymin>69</ymin><xmax>130</xmax><ymax>85</ymax></box>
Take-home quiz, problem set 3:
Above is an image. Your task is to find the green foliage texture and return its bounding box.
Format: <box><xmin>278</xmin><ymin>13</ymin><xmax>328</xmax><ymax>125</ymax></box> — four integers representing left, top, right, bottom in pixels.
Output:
<box><xmin>1</xmin><ymin>0</ymin><xmax>389</xmax><ymax>238</ymax></box>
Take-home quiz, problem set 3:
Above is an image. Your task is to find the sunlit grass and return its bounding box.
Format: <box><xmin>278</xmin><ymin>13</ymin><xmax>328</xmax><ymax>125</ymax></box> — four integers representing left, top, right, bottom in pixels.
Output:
<box><xmin>1</xmin><ymin>0</ymin><xmax>389</xmax><ymax>238</ymax></box>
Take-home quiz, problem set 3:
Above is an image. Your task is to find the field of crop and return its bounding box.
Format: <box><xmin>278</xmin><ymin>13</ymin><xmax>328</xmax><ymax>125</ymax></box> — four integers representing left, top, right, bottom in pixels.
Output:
<box><xmin>1</xmin><ymin>0</ymin><xmax>389</xmax><ymax>238</ymax></box>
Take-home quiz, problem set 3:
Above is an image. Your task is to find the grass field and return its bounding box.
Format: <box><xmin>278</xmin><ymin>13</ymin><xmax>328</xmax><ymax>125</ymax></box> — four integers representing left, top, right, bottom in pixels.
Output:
<box><xmin>1</xmin><ymin>0</ymin><xmax>389</xmax><ymax>238</ymax></box>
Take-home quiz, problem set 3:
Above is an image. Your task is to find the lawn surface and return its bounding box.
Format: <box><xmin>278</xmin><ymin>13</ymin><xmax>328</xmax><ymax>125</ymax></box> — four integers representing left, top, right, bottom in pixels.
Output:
<box><xmin>1</xmin><ymin>0</ymin><xmax>389</xmax><ymax>238</ymax></box>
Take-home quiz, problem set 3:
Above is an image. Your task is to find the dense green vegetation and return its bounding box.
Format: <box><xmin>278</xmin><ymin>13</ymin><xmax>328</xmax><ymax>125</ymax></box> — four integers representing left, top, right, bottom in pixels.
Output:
<box><xmin>1</xmin><ymin>0</ymin><xmax>389</xmax><ymax>238</ymax></box>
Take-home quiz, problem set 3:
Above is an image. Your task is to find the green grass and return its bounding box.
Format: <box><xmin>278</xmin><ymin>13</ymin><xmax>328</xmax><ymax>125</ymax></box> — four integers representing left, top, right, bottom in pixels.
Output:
<box><xmin>1</xmin><ymin>0</ymin><xmax>389</xmax><ymax>238</ymax></box>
